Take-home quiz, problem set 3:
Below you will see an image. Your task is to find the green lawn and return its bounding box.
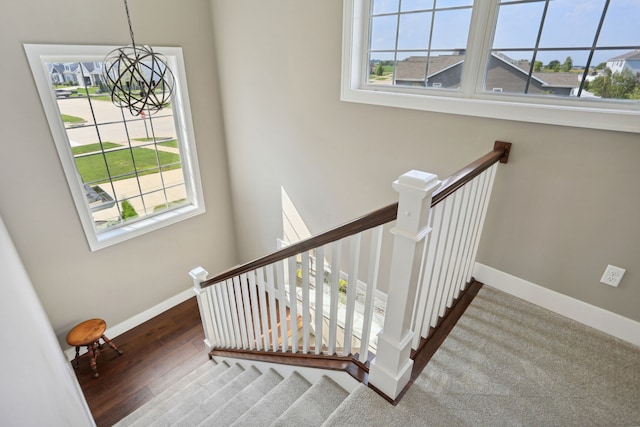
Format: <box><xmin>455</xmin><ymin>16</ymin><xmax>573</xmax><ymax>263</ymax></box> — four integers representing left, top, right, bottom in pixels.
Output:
<box><xmin>91</xmin><ymin>95</ymin><xmax>112</xmax><ymax>102</ymax></box>
<box><xmin>74</xmin><ymin>87</ymin><xmax>99</xmax><ymax>96</ymax></box>
<box><xmin>133</xmin><ymin>138</ymin><xmax>179</xmax><ymax>149</ymax></box>
<box><xmin>74</xmin><ymin>146</ymin><xmax>181</xmax><ymax>184</ymax></box>
<box><xmin>61</xmin><ymin>114</ymin><xmax>85</xmax><ymax>123</ymax></box>
<box><xmin>71</xmin><ymin>142</ymin><xmax>120</xmax><ymax>155</ymax></box>
<box><xmin>158</xmin><ymin>140</ymin><xmax>178</xmax><ymax>148</ymax></box>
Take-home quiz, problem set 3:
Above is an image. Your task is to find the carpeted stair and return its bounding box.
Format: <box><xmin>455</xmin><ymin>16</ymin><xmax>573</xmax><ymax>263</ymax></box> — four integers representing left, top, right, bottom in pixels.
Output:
<box><xmin>114</xmin><ymin>360</ymin><xmax>350</xmax><ymax>427</ymax></box>
<box><xmin>113</xmin><ymin>286</ymin><xmax>640</xmax><ymax>426</ymax></box>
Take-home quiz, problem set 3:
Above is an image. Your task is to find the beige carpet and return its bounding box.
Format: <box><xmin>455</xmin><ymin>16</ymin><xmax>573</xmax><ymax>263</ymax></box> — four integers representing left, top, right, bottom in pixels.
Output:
<box><xmin>324</xmin><ymin>285</ymin><xmax>640</xmax><ymax>426</ymax></box>
<box><xmin>115</xmin><ymin>286</ymin><xmax>640</xmax><ymax>426</ymax></box>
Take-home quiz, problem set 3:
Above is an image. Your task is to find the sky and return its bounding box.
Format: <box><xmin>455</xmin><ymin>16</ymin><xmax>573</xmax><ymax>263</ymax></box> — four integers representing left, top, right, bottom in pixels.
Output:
<box><xmin>370</xmin><ymin>0</ymin><xmax>640</xmax><ymax>67</ymax></box>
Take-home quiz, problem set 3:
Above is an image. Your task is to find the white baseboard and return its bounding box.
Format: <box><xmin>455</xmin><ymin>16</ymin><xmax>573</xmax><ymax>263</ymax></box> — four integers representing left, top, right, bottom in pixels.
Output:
<box><xmin>473</xmin><ymin>262</ymin><xmax>640</xmax><ymax>347</ymax></box>
<box><xmin>64</xmin><ymin>287</ymin><xmax>194</xmax><ymax>361</ymax></box>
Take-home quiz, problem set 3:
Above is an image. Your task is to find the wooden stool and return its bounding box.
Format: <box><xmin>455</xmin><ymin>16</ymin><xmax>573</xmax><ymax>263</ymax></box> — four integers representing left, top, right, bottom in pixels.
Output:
<box><xmin>66</xmin><ymin>318</ymin><xmax>122</xmax><ymax>377</ymax></box>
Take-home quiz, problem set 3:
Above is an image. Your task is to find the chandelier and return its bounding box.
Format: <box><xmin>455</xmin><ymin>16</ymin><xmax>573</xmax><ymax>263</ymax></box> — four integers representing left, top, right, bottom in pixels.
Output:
<box><xmin>102</xmin><ymin>0</ymin><xmax>174</xmax><ymax>116</ymax></box>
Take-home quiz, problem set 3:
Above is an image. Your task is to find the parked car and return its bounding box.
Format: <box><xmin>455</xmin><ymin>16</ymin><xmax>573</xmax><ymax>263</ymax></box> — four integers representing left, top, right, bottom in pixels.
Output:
<box><xmin>54</xmin><ymin>88</ymin><xmax>73</xmax><ymax>98</ymax></box>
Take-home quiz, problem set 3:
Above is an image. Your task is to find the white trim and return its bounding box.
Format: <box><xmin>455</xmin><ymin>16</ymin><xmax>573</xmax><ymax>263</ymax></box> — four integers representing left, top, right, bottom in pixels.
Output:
<box><xmin>341</xmin><ymin>0</ymin><xmax>640</xmax><ymax>134</ymax></box>
<box><xmin>473</xmin><ymin>262</ymin><xmax>640</xmax><ymax>347</ymax></box>
<box><xmin>63</xmin><ymin>287</ymin><xmax>193</xmax><ymax>361</ymax></box>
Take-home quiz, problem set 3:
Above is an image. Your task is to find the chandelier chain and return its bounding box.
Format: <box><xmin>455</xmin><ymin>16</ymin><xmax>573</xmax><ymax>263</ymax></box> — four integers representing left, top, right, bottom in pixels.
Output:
<box><xmin>124</xmin><ymin>0</ymin><xmax>136</xmax><ymax>49</ymax></box>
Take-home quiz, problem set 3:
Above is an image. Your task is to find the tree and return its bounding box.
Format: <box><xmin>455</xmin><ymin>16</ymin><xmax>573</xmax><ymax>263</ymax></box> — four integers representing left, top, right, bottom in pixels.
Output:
<box><xmin>587</xmin><ymin>68</ymin><xmax>640</xmax><ymax>99</ymax></box>
<box><xmin>560</xmin><ymin>56</ymin><xmax>573</xmax><ymax>72</ymax></box>
<box><xmin>375</xmin><ymin>62</ymin><xmax>384</xmax><ymax>76</ymax></box>
<box><xmin>546</xmin><ymin>60</ymin><xmax>560</xmax><ymax>72</ymax></box>
<box><xmin>98</xmin><ymin>80</ymin><xmax>108</xmax><ymax>94</ymax></box>
<box><xmin>121</xmin><ymin>200</ymin><xmax>138</xmax><ymax>220</ymax></box>
<box><xmin>533</xmin><ymin>61</ymin><xmax>543</xmax><ymax>72</ymax></box>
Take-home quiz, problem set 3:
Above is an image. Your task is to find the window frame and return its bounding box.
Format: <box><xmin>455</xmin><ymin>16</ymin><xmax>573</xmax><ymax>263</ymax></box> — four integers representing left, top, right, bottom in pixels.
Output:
<box><xmin>25</xmin><ymin>44</ymin><xmax>206</xmax><ymax>251</ymax></box>
<box><xmin>341</xmin><ymin>0</ymin><xmax>640</xmax><ymax>134</ymax></box>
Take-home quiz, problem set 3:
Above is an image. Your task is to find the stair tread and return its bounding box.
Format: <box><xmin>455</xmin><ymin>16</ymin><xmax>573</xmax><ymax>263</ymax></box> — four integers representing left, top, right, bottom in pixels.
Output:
<box><xmin>229</xmin><ymin>371</ymin><xmax>312</xmax><ymax>427</ymax></box>
<box><xmin>146</xmin><ymin>363</ymin><xmax>247</xmax><ymax>427</ymax></box>
<box><xmin>124</xmin><ymin>362</ymin><xmax>243</xmax><ymax>427</ymax></box>
<box><xmin>271</xmin><ymin>376</ymin><xmax>349</xmax><ymax>427</ymax></box>
<box><xmin>198</xmin><ymin>368</ymin><xmax>284</xmax><ymax>427</ymax></box>
<box><xmin>321</xmin><ymin>384</ymin><xmax>385</xmax><ymax>427</ymax></box>
<box><xmin>113</xmin><ymin>360</ymin><xmax>224</xmax><ymax>427</ymax></box>
<box><xmin>170</xmin><ymin>365</ymin><xmax>263</xmax><ymax>426</ymax></box>
<box><xmin>116</xmin><ymin>361</ymin><xmax>355</xmax><ymax>427</ymax></box>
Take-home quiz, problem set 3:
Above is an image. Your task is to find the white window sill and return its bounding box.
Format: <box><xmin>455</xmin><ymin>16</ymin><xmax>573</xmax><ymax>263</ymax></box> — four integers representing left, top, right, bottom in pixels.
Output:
<box><xmin>90</xmin><ymin>204</ymin><xmax>205</xmax><ymax>251</ymax></box>
<box><xmin>341</xmin><ymin>85</ymin><xmax>640</xmax><ymax>134</ymax></box>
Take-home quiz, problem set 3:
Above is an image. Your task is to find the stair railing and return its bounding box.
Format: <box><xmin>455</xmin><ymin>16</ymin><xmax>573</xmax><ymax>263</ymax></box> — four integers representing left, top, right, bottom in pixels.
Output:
<box><xmin>191</xmin><ymin>141</ymin><xmax>511</xmax><ymax>400</ymax></box>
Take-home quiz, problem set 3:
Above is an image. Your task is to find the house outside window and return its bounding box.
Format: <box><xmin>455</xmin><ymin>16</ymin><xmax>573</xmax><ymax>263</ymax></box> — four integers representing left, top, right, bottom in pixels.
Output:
<box><xmin>25</xmin><ymin>44</ymin><xmax>205</xmax><ymax>251</ymax></box>
<box><xmin>342</xmin><ymin>0</ymin><xmax>640</xmax><ymax>133</ymax></box>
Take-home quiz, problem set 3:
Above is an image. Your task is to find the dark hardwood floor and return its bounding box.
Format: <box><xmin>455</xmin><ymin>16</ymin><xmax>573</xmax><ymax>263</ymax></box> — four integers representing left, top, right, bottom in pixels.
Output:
<box><xmin>73</xmin><ymin>297</ymin><xmax>210</xmax><ymax>427</ymax></box>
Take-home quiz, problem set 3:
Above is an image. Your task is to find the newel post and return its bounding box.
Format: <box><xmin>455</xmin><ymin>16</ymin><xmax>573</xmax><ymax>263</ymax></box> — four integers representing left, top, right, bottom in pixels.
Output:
<box><xmin>190</xmin><ymin>266</ymin><xmax>214</xmax><ymax>351</ymax></box>
<box><xmin>368</xmin><ymin>170</ymin><xmax>440</xmax><ymax>399</ymax></box>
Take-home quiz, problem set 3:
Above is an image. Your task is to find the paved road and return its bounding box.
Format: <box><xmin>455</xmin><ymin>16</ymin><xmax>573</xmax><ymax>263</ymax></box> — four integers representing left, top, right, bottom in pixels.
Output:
<box><xmin>57</xmin><ymin>96</ymin><xmax>178</xmax><ymax>153</ymax></box>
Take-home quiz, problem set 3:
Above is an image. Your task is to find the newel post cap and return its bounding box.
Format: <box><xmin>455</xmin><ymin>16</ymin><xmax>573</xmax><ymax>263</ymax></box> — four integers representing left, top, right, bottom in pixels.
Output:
<box><xmin>393</xmin><ymin>170</ymin><xmax>440</xmax><ymax>195</ymax></box>
<box><xmin>189</xmin><ymin>267</ymin><xmax>209</xmax><ymax>290</ymax></box>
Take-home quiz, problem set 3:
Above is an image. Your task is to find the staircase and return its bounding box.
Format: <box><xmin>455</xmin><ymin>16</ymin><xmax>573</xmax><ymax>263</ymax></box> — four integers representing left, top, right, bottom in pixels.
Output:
<box><xmin>112</xmin><ymin>284</ymin><xmax>640</xmax><ymax>427</ymax></box>
<box><xmin>114</xmin><ymin>359</ymin><xmax>357</xmax><ymax>426</ymax></box>
<box><xmin>191</xmin><ymin>142</ymin><xmax>512</xmax><ymax>401</ymax></box>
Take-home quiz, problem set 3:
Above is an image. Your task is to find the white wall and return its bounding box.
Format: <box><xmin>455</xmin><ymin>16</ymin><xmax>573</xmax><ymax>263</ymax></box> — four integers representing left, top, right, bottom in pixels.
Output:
<box><xmin>0</xmin><ymin>0</ymin><xmax>237</xmax><ymax>344</ymax></box>
<box><xmin>0</xmin><ymin>215</ymin><xmax>94</xmax><ymax>426</ymax></box>
<box><xmin>210</xmin><ymin>0</ymin><xmax>639</xmax><ymax>323</ymax></box>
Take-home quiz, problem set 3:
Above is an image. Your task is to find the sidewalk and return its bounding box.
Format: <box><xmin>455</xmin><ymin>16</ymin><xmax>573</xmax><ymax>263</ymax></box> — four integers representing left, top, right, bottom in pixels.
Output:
<box><xmin>92</xmin><ymin>169</ymin><xmax>187</xmax><ymax>223</ymax></box>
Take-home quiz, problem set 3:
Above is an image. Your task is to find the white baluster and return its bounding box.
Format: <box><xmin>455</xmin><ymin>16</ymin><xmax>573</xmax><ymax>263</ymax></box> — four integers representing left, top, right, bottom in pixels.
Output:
<box><xmin>411</xmin><ymin>212</ymin><xmax>434</xmax><ymax>349</ymax></box>
<box><xmin>276</xmin><ymin>261</ymin><xmax>289</xmax><ymax>352</ymax></box>
<box><xmin>419</xmin><ymin>202</ymin><xmax>444</xmax><ymax>340</ymax></box>
<box><xmin>232</xmin><ymin>277</ymin><xmax>248</xmax><ymax>348</ymax></box>
<box><xmin>286</xmin><ymin>257</ymin><xmax>298</xmax><ymax>352</ymax></box>
<box><xmin>368</xmin><ymin>170</ymin><xmax>440</xmax><ymax>400</ymax></box>
<box><xmin>240</xmin><ymin>273</ymin><xmax>256</xmax><ymax>350</ymax></box>
<box><xmin>465</xmin><ymin>164</ymin><xmax>498</xmax><ymax>284</ymax></box>
<box><xmin>328</xmin><ymin>240</ymin><xmax>341</xmax><ymax>355</ymax></box>
<box><xmin>248</xmin><ymin>271</ymin><xmax>263</xmax><ymax>350</ymax></box>
<box><xmin>429</xmin><ymin>197</ymin><xmax>454</xmax><ymax>328</ymax></box>
<box><xmin>314</xmin><ymin>246</ymin><xmax>325</xmax><ymax>355</ymax></box>
<box><xmin>214</xmin><ymin>283</ymin><xmax>230</xmax><ymax>347</ymax></box>
<box><xmin>206</xmin><ymin>285</ymin><xmax>223</xmax><ymax>348</ymax></box>
<box><xmin>265</xmin><ymin>265</ymin><xmax>279</xmax><ymax>351</ymax></box>
<box><xmin>451</xmin><ymin>181</ymin><xmax>476</xmax><ymax>299</ymax></box>
<box><xmin>219</xmin><ymin>279</ymin><xmax>235</xmax><ymax>348</ymax></box>
<box><xmin>256</xmin><ymin>267</ymin><xmax>271</xmax><ymax>351</ymax></box>
<box><xmin>440</xmin><ymin>189</ymin><xmax>464</xmax><ymax>315</ymax></box>
<box><xmin>462</xmin><ymin>172</ymin><xmax>488</xmax><ymax>287</ymax></box>
<box><xmin>301</xmin><ymin>252</ymin><xmax>311</xmax><ymax>353</ymax></box>
<box><xmin>225</xmin><ymin>278</ymin><xmax>242</xmax><ymax>348</ymax></box>
<box><xmin>343</xmin><ymin>233</ymin><xmax>361</xmax><ymax>356</ymax></box>
<box><xmin>360</xmin><ymin>225</ymin><xmax>383</xmax><ymax>362</ymax></box>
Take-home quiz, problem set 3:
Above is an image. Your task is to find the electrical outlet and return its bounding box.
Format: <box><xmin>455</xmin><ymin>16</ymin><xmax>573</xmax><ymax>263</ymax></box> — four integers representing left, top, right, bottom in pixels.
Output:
<box><xmin>600</xmin><ymin>265</ymin><xmax>626</xmax><ymax>287</ymax></box>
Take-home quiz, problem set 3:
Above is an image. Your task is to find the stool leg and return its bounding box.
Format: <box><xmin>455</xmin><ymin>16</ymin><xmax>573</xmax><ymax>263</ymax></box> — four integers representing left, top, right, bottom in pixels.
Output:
<box><xmin>101</xmin><ymin>334</ymin><xmax>123</xmax><ymax>355</ymax></box>
<box><xmin>87</xmin><ymin>343</ymin><xmax>99</xmax><ymax>378</ymax></box>
<box><xmin>73</xmin><ymin>346</ymin><xmax>80</xmax><ymax>369</ymax></box>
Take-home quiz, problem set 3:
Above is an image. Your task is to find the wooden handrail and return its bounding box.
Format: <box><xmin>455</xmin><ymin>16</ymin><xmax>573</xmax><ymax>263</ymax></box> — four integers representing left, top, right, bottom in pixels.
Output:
<box><xmin>201</xmin><ymin>141</ymin><xmax>511</xmax><ymax>288</ymax></box>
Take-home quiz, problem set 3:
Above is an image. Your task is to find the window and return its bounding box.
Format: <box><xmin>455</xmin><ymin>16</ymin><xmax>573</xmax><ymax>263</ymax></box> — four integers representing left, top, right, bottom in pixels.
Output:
<box><xmin>25</xmin><ymin>44</ymin><xmax>205</xmax><ymax>251</ymax></box>
<box><xmin>342</xmin><ymin>0</ymin><xmax>640</xmax><ymax>133</ymax></box>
